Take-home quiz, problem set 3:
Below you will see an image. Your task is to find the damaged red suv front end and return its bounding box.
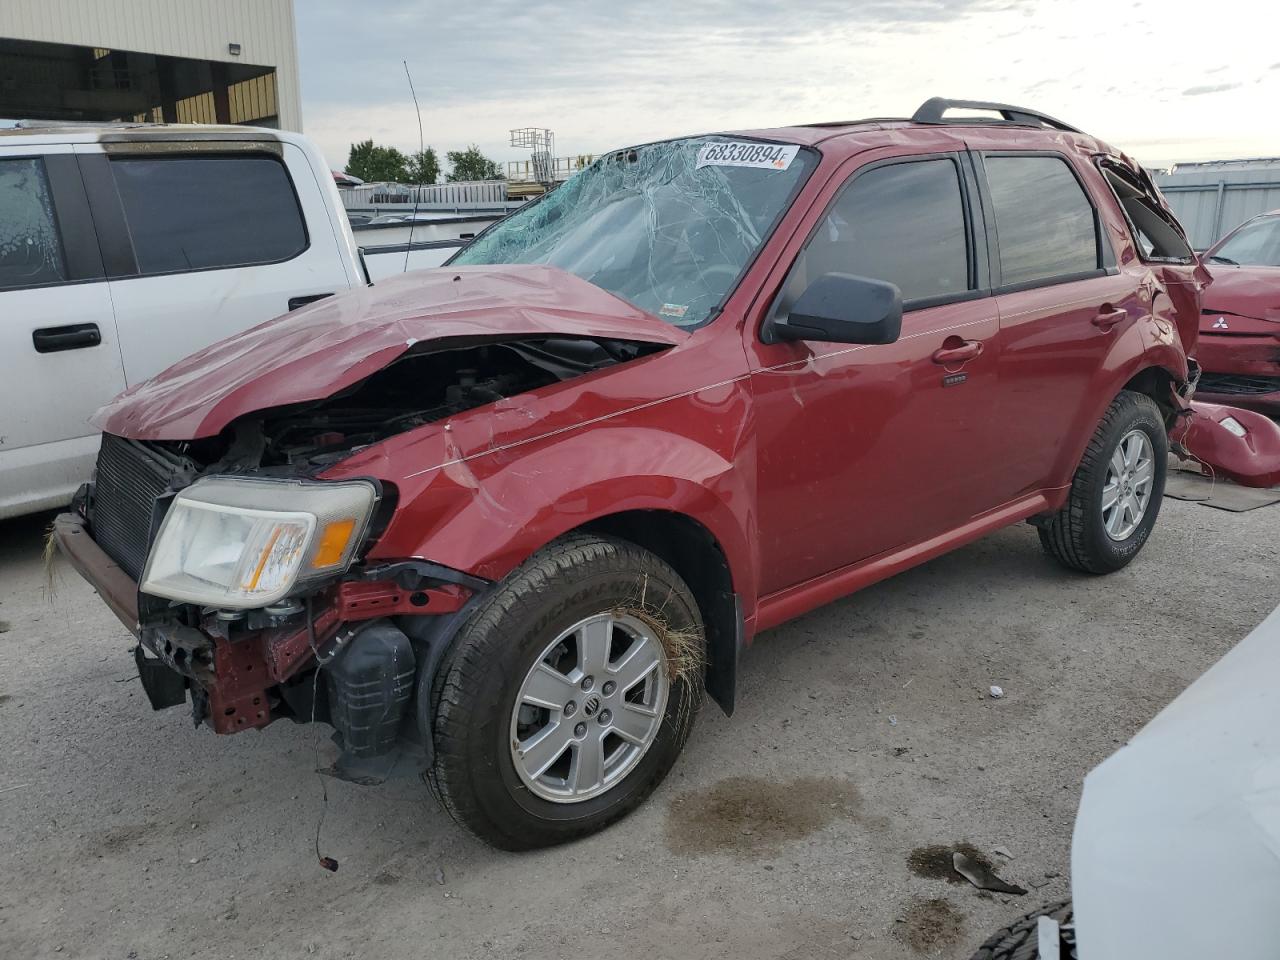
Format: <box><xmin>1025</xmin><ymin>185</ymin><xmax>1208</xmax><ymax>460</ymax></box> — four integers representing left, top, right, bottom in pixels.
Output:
<box><xmin>56</xmin><ymin>264</ymin><xmax>692</xmax><ymax>765</ymax></box>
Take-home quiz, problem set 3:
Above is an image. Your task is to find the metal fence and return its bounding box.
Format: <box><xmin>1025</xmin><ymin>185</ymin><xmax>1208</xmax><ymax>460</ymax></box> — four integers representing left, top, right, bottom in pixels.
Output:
<box><xmin>505</xmin><ymin>155</ymin><xmax>594</xmax><ymax>183</ymax></box>
<box><xmin>339</xmin><ymin>180</ymin><xmax>509</xmax><ymax>210</ymax></box>
<box><xmin>1154</xmin><ymin>158</ymin><xmax>1280</xmax><ymax>250</ymax></box>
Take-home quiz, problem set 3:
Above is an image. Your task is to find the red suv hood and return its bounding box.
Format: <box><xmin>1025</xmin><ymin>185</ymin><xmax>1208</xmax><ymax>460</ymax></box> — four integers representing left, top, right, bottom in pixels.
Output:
<box><xmin>1200</xmin><ymin>266</ymin><xmax>1280</xmax><ymax>324</ymax></box>
<box><xmin>93</xmin><ymin>265</ymin><xmax>686</xmax><ymax>440</ymax></box>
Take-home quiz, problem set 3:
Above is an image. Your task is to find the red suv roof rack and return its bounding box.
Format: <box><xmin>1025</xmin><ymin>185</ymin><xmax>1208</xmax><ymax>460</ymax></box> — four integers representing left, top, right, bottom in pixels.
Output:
<box><xmin>911</xmin><ymin>97</ymin><xmax>1081</xmax><ymax>134</ymax></box>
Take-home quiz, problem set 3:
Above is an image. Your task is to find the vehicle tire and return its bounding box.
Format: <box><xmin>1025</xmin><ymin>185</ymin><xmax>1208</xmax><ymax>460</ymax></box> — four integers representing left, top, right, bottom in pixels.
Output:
<box><xmin>1038</xmin><ymin>390</ymin><xmax>1167</xmax><ymax>574</ymax></box>
<box><xmin>968</xmin><ymin>900</ymin><xmax>1076</xmax><ymax>960</ymax></box>
<box><xmin>424</xmin><ymin>533</ymin><xmax>705</xmax><ymax>850</ymax></box>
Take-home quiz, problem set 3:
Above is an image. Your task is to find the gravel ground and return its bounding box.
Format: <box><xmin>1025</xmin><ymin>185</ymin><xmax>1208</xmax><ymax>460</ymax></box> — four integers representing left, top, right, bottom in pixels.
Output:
<box><xmin>1</xmin><ymin>491</ymin><xmax>1276</xmax><ymax>960</ymax></box>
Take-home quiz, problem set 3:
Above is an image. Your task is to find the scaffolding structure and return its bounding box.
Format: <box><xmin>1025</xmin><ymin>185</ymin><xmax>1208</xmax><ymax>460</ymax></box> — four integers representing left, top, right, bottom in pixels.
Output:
<box><xmin>510</xmin><ymin>127</ymin><xmax>555</xmax><ymax>185</ymax></box>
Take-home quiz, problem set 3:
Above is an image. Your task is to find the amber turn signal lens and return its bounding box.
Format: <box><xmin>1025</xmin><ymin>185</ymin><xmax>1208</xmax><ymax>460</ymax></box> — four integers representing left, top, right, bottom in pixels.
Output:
<box><xmin>311</xmin><ymin>518</ymin><xmax>357</xmax><ymax>569</ymax></box>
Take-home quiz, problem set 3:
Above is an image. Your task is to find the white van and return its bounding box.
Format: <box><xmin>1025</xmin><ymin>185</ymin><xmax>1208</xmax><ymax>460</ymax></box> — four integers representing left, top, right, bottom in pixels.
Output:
<box><xmin>0</xmin><ymin>123</ymin><xmax>460</xmax><ymax>519</ymax></box>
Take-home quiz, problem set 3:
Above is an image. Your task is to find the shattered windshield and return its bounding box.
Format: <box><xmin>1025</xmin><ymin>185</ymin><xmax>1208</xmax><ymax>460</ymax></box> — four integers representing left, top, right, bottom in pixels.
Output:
<box><xmin>452</xmin><ymin>136</ymin><xmax>816</xmax><ymax>328</ymax></box>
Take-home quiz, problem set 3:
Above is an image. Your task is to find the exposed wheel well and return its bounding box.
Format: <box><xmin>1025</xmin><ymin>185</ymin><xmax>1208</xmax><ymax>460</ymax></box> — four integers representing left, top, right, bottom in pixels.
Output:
<box><xmin>1122</xmin><ymin>366</ymin><xmax>1179</xmax><ymax>426</ymax></box>
<box><xmin>580</xmin><ymin>510</ymin><xmax>740</xmax><ymax>716</ymax></box>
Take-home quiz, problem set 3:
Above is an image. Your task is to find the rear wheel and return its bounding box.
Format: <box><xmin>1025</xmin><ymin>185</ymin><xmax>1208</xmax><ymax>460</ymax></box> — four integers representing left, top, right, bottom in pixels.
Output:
<box><xmin>1038</xmin><ymin>390</ymin><xmax>1167</xmax><ymax>574</ymax></box>
<box><xmin>425</xmin><ymin>534</ymin><xmax>704</xmax><ymax>850</ymax></box>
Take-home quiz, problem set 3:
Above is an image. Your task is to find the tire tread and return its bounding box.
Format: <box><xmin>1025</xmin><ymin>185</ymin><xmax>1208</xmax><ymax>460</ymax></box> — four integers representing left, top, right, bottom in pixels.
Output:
<box><xmin>968</xmin><ymin>900</ymin><xmax>1074</xmax><ymax>960</ymax></box>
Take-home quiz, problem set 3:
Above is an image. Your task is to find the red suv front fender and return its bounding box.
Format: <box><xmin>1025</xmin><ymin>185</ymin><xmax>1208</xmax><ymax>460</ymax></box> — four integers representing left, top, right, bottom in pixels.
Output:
<box><xmin>322</xmin><ymin>413</ymin><xmax>760</xmax><ymax>625</ymax></box>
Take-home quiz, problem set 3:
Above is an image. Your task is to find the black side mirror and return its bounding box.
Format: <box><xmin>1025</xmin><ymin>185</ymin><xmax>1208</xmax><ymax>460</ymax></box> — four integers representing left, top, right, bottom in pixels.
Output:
<box><xmin>767</xmin><ymin>272</ymin><xmax>903</xmax><ymax>345</ymax></box>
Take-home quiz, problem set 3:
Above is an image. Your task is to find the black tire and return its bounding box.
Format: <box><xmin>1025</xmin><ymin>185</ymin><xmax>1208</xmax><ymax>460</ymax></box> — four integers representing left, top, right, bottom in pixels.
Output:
<box><xmin>424</xmin><ymin>533</ymin><xmax>704</xmax><ymax>850</ymax></box>
<box><xmin>1038</xmin><ymin>390</ymin><xmax>1167</xmax><ymax>574</ymax></box>
<box><xmin>969</xmin><ymin>900</ymin><xmax>1075</xmax><ymax>960</ymax></box>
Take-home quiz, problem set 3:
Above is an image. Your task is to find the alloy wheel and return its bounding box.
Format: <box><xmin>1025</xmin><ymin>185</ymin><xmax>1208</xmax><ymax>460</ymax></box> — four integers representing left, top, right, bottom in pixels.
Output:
<box><xmin>1101</xmin><ymin>428</ymin><xmax>1155</xmax><ymax>541</ymax></box>
<box><xmin>510</xmin><ymin>612</ymin><xmax>668</xmax><ymax>803</ymax></box>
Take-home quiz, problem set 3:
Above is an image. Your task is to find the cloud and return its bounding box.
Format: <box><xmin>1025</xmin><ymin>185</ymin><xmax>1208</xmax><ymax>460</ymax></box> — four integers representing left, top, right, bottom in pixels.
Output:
<box><xmin>298</xmin><ymin>0</ymin><xmax>1014</xmax><ymax>109</ymax></box>
<box><xmin>300</xmin><ymin>0</ymin><xmax>1019</xmax><ymax>166</ymax></box>
<box><xmin>1117</xmin><ymin>133</ymin><xmax>1280</xmax><ymax>168</ymax></box>
<box><xmin>294</xmin><ymin>0</ymin><xmax>1280</xmax><ymax>172</ymax></box>
<box><xmin>1182</xmin><ymin>82</ymin><xmax>1242</xmax><ymax>96</ymax></box>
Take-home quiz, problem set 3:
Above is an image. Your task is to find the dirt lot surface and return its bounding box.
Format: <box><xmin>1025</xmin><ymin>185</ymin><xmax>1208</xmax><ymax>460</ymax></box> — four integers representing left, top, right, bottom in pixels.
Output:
<box><xmin>2</xmin><ymin>495</ymin><xmax>1277</xmax><ymax>960</ymax></box>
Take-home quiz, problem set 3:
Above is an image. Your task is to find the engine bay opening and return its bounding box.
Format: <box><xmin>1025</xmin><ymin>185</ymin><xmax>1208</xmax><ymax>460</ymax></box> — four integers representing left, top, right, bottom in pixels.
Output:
<box><xmin>168</xmin><ymin>336</ymin><xmax>667</xmax><ymax>471</ymax></box>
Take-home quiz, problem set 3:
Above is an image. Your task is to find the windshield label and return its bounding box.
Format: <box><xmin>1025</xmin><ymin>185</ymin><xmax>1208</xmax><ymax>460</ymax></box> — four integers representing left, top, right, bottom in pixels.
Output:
<box><xmin>696</xmin><ymin>142</ymin><xmax>799</xmax><ymax>171</ymax></box>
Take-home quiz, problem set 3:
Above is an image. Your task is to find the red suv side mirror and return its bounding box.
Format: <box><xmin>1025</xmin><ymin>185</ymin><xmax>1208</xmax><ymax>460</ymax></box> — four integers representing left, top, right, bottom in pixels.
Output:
<box><xmin>767</xmin><ymin>272</ymin><xmax>903</xmax><ymax>345</ymax></box>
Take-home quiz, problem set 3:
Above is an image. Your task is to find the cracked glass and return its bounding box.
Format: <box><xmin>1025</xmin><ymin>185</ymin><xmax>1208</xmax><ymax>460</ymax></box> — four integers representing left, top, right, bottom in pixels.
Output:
<box><xmin>0</xmin><ymin>158</ymin><xmax>67</xmax><ymax>290</ymax></box>
<box><xmin>452</xmin><ymin>137</ymin><xmax>816</xmax><ymax>328</ymax></box>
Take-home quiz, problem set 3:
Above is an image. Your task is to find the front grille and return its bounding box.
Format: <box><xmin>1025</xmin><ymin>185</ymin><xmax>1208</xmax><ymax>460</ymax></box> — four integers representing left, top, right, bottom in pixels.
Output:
<box><xmin>91</xmin><ymin>435</ymin><xmax>186</xmax><ymax>581</ymax></box>
<box><xmin>1197</xmin><ymin>373</ymin><xmax>1280</xmax><ymax>397</ymax></box>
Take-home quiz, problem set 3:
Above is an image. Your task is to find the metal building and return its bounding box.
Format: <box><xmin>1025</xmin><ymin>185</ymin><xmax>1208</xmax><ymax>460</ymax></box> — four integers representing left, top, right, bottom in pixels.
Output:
<box><xmin>1154</xmin><ymin>158</ymin><xmax>1280</xmax><ymax>251</ymax></box>
<box><xmin>0</xmin><ymin>0</ymin><xmax>301</xmax><ymax>130</ymax></box>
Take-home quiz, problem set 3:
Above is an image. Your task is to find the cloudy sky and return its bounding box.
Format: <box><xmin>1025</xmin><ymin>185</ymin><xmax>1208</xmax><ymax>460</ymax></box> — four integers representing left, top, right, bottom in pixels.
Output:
<box><xmin>296</xmin><ymin>0</ymin><xmax>1278</xmax><ymax>174</ymax></box>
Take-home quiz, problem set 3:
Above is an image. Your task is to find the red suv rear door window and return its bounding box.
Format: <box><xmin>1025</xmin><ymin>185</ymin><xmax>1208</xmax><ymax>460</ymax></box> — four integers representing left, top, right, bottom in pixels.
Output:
<box><xmin>984</xmin><ymin>155</ymin><xmax>1099</xmax><ymax>287</ymax></box>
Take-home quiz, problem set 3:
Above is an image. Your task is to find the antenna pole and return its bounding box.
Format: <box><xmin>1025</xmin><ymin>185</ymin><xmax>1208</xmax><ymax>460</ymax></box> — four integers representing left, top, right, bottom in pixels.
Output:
<box><xmin>403</xmin><ymin>60</ymin><xmax>425</xmax><ymax>275</ymax></box>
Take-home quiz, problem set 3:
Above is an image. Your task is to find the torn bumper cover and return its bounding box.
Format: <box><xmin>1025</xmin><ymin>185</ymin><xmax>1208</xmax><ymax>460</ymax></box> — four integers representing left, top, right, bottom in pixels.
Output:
<box><xmin>53</xmin><ymin>511</ymin><xmax>488</xmax><ymax>766</ymax></box>
<box><xmin>1170</xmin><ymin>400</ymin><xmax>1280</xmax><ymax>489</ymax></box>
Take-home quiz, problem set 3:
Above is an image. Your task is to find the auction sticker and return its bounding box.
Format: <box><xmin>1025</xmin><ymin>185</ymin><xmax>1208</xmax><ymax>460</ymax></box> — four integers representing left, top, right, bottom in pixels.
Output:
<box><xmin>696</xmin><ymin>142</ymin><xmax>799</xmax><ymax>171</ymax></box>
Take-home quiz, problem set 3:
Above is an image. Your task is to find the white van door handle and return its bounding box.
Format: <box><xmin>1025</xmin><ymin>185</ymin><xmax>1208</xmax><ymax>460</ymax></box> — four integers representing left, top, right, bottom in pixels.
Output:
<box><xmin>33</xmin><ymin>323</ymin><xmax>102</xmax><ymax>353</ymax></box>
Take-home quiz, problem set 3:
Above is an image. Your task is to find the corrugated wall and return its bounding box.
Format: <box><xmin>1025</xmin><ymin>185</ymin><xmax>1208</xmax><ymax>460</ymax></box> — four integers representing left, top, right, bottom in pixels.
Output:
<box><xmin>1155</xmin><ymin>160</ymin><xmax>1280</xmax><ymax>250</ymax></box>
<box><xmin>2</xmin><ymin>0</ymin><xmax>301</xmax><ymax>130</ymax></box>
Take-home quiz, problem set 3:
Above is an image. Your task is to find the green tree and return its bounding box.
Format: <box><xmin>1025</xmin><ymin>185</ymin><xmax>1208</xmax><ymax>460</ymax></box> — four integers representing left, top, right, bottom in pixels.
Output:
<box><xmin>446</xmin><ymin>145</ymin><xmax>504</xmax><ymax>182</ymax></box>
<box><xmin>405</xmin><ymin>147</ymin><xmax>441</xmax><ymax>186</ymax></box>
<box><xmin>345</xmin><ymin>139</ymin><xmax>409</xmax><ymax>183</ymax></box>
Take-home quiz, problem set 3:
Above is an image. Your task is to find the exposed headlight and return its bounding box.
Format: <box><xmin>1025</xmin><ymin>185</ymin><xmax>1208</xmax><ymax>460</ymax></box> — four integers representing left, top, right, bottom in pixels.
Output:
<box><xmin>140</xmin><ymin>477</ymin><xmax>377</xmax><ymax>608</ymax></box>
<box><xmin>1219</xmin><ymin>416</ymin><xmax>1248</xmax><ymax>438</ymax></box>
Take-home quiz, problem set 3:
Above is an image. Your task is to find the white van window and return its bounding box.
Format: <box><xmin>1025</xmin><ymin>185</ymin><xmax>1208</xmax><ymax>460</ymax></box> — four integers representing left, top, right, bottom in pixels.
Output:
<box><xmin>110</xmin><ymin>155</ymin><xmax>307</xmax><ymax>275</ymax></box>
<box><xmin>0</xmin><ymin>158</ymin><xmax>68</xmax><ymax>290</ymax></box>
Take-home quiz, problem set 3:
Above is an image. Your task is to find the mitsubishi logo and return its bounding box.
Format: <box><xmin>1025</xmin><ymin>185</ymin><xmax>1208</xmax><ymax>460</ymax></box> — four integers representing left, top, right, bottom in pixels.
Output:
<box><xmin>1212</xmin><ymin>317</ymin><xmax>1229</xmax><ymax>330</ymax></box>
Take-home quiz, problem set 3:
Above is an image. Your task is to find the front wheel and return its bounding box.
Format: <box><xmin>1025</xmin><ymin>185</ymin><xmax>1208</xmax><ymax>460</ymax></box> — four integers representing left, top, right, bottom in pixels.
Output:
<box><xmin>1038</xmin><ymin>389</ymin><xmax>1167</xmax><ymax>574</ymax></box>
<box><xmin>425</xmin><ymin>534</ymin><xmax>704</xmax><ymax>850</ymax></box>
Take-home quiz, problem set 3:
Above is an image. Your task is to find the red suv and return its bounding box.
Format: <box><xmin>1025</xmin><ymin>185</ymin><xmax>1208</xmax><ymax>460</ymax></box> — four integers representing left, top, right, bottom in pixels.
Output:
<box><xmin>57</xmin><ymin>98</ymin><xmax>1205</xmax><ymax>850</ymax></box>
<box><xmin>1198</xmin><ymin>209</ymin><xmax>1280</xmax><ymax>413</ymax></box>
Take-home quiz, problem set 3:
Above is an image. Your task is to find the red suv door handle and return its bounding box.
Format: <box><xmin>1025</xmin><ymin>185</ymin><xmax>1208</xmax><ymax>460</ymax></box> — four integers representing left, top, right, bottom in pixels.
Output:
<box><xmin>1092</xmin><ymin>307</ymin><xmax>1127</xmax><ymax>330</ymax></box>
<box><xmin>931</xmin><ymin>339</ymin><xmax>984</xmax><ymax>365</ymax></box>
